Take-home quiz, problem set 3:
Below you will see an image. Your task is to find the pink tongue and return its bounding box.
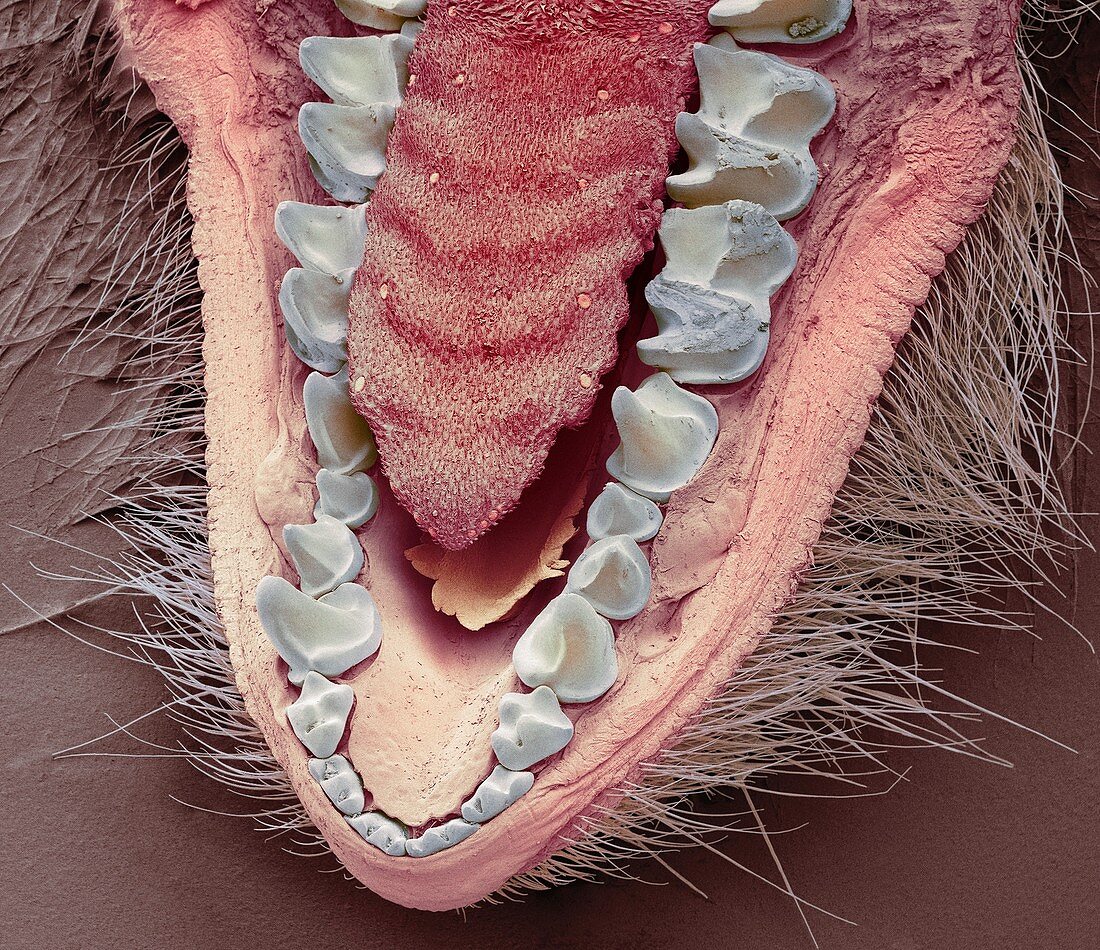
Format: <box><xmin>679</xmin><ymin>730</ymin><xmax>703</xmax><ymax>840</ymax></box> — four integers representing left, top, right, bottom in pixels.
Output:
<box><xmin>347</xmin><ymin>4</ymin><xmax>714</xmax><ymax>550</ymax></box>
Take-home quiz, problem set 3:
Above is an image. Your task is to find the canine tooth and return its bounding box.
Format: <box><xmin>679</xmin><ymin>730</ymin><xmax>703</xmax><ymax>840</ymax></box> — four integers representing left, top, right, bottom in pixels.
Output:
<box><xmin>286</xmin><ymin>671</ymin><xmax>354</xmax><ymax>757</ymax></box>
<box><xmin>460</xmin><ymin>765</ymin><xmax>534</xmax><ymax>824</ymax></box>
<box><xmin>512</xmin><ymin>593</ymin><xmax>618</xmax><ymax>703</ymax></box>
<box><xmin>314</xmin><ymin>469</ymin><xmax>379</xmax><ymax>528</ymax></box>
<box><xmin>308</xmin><ymin>754</ymin><xmax>366</xmax><ymax>816</ymax></box>
<box><xmin>299</xmin><ymin>33</ymin><xmax>414</xmax><ymax>109</ymax></box>
<box><xmin>491</xmin><ymin>685</ymin><xmax>574</xmax><ymax>771</ymax></box>
<box><xmin>283</xmin><ymin>513</ymin><xmax>364</xmax><ymax>598</ymax></box>
<box><xmin>606</xmin><ymin>373</ymin><xmax>719</xmax><ymax>503</ymax></box>
<box><xmin>334</xmin><ymin>0</ymin><xmax>427</xmax><ymax>31</ymax></box>
<box><xmin>278</xmin><ymin>266</ymin><xmax>352</xmax><ymax>374</ymax></box>
<box><xmin>298</xmin><ymin>102</ymin><xmax>396</xmax><ymax>203</ymax></box>
<box><xmin>567</xmin><ymin>537</ymin><xmax>652</xmax><ymax>622</ymax></box>
<box><xmin>347</xmin><ymin>811</ymin><xmax>408</xmax><ymax>856</ymax></box>
<box><xmin>405</xmin><ymin>818</ymin><xmax>478</xmax><ymax>858</ymax></box>
<box><xmin>256</xmin><ymin>577</ymin><xmax>382</xmax><ymax>685</ymax></box>
<box><xmin>587</xmin><ymin>482</ymin><xmax>663</xmax><ymax>543</ymax></box>
<box><xmin>274</xmin><ymin>201</ymin><xmax>366</xmax><ymax>275</ymax></box>
<box><xmin>304</xmin><ymin>368</ymin><xmax>379</xmax><ymax>475</ymax></box>
<box><xmin>709</xmin><ymin>0</ymin><xmax>852</xmax><ymax>44</ymax></box>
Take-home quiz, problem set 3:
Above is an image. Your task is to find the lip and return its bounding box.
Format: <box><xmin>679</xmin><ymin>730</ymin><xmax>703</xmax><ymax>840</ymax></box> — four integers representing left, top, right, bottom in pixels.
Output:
<box><xmin>114</xmin><ymin>0</ymin><xmax>1022</xmax><ymax>911</ymax></box>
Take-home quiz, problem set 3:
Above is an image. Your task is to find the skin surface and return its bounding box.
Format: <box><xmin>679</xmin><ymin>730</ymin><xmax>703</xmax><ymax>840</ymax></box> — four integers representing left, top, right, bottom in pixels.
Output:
<box><xmin>115</xmin><ymin>0</ymin><xmax>1021</xmax><ymax>911</ymax></box>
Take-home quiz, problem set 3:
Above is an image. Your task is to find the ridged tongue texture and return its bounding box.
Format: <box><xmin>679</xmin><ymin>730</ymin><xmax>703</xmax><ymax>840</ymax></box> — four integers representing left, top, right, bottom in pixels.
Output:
<box><xmin>347</xmin><ymin>3</ymin><xmax>715</xmax><ymax>550</ymax></box>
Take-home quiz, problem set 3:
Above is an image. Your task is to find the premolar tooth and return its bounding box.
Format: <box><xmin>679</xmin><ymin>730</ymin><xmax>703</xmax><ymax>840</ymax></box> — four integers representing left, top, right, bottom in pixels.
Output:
<box><xmin>587</xmin><ymin>482</ymin><xmax>663</xmax><ymax>543</ymax></box>
<box><xmin>304</xmin><ymin>367</ymin><xmax>379</xmax><ymax>475</ymax></box>
<box><xmin>298</xmin><ymin>102</ymin><xmax>396</xmax><ymax>203</ymax></box>
<box><xmin>274</xmin><ymin>201</ymin><xmax>366</xmax><ymax>274</ymax></box>
<box><xmin>512</xmin><ymin>593</ymin><xmax>618</xmax><ymax>703</ymax></box>
<box><xmin>606</xmin><ymin>373</ymin><xmax>719</xmax><ymax>503</ymax></box>
<box><xmin>299</xmin><ymin>33</ymin><xmax>413</xmax><ymax>109</ymax></box>
<box><xmin>286</xmin><ymin>671</ymin><xmax>354</xmax><ymax>757</ymax></box>
<box><xmin>405</xmin><ymin>818</ymin><xmax>478</xmax><ymax>858</ymax></box>
<box><xmin>334</xmin><ymin>0</ymin><xmax>427</xmax><ymax>31</ymax></box>
<box><xmin>460</xmin><ymin>765</ymin><xmax>534</xmax><ymax>824</ymax></box>
<box><xmin>308</xmin><ymin>754</ymin><xmax>365</xmax><ymax>816</ymax></box>
<box><xmin>566</xmin><ymin>537</ymin><xmax>652</xmax><ymax>621</ymax></box>
<box><xmin>491</xmin><ymin>685</ymin><xmax>574</xmax><ymax>771</ymax></box>
<box><xmin>709</xmin><ymin>0</ymin><xmax>852</xmax><ymax>44</ymax></box>
<box><xmin>278</xmin><ymin>266</ymin><xmax>352</xmax><ymax>374</ymax></box>
<box><xmin>347</xmin><ymin>812</ymin><xmax>408</xmax><ymax>856</ymax></box>
<box><xmin>314</xmin><ymin>469</ymin><xmax>379</xmax><ymax>529</ymax></box>
<box><xmin>256</xmin><ymin>577</ymin><xmax>382</xmax><ymax>685</ymax></box>
<box><xmin>283</xmin><ymin>513</ymin><xmax>364</xmax><ymax>598</ymax></box>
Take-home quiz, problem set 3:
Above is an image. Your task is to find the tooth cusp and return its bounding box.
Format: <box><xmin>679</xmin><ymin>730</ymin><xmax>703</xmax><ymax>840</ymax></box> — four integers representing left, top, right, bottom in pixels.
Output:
<box><xmin>587</xmin><ymin>482</ymin><xmax>663</xmax><ymax>543</ymax></box>
<box><xmin>308</xmin><ymin>754</ymin><xmax>366</xmax><ymax>815</ymax></box>
<box><xmin>278</xmin><ymin>267</ymin><xmax>352</xmax><ymax>374</ymax></box>
<box><xmin>606</xmin><ymin>373</ymin><xmax>719</xmax><ymax>503</ymax></box>
<box><xmin>283</xmin><ymin>513</ymin><xmax>364</xmax><ymax>598</ymax></box>
<box><xmin>256</xmin><ymin>576</ymin><xmax>382</xmax><ymax>685</ymax></box>
<box><xmin>298</xmin><ymin>102</ymin><xmax>395</xmax><ymax>203</ymax></box>
<box><xmin>304</xmin><ymin>368</ymin><xmax>379</xmax><ymax>475</ymax></box>
<box><xmin>334</xmin><ymin>0</ymin><xmax>427</xmax><ymax>31</ymax></box>
<box><xmin>299</xmin><ymin>33</ymin><xmax>413</xmax><ymax>109</ymax></box>
<box><xmin>491</xmin><ymin>685</ymin><xmax>574</xmax><ymax>771</ymax></box>
<box><xmin>566</xmin><ymin>536</ymin><xmax>652</xmax><ymax>621</ymax></box>
<box><xmin>286</xmin><ymin>671</ymin><xmax>354</xmax><ymax>757</ymax></box>
<box><xmin>314</xmin><ymin>469</ymin><xmax>379</xmax><ymax>528</ymax></box>
<box><xmin>347</xmin><ymin>811</ymin><xmax>408</xmax><ymax>856</ymax></box>
<box><xmin>460</xmin><ymin>765</ymin><xmax>534</xmax><ymax>823</ymax></box>
<box><xmin>512</xmin><ymin>593</ymin><xmax>618</xmax><ymax>703</ymax></box>
<box><xmin>708</xmin><ymin>0</ymin><xmax>852</xmax><ymax>44</ymax></box>
<box><xmin>405</xmin><ymin>818</ymin><xmax>479</xmax><ymax>858</ymax></box>
<box><xmin>274</xmin><ymin>201</ymin><xmax>366</xmax><ymax>275</ymax></box>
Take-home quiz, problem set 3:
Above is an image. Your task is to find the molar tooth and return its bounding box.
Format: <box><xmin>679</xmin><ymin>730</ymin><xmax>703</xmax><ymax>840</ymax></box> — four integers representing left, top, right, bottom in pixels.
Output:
<box><xmin>606</xmin><ymin>373</ymin><xmax>719</xmax><ymax>503</ymax></box>
<box><xmin>708</xmin><ymin>0</ymin><xmax>852</xmax><ymax>44</ymax></box>
<box><xmin>278</xmin><ymin>266</ymin><xmax>352</xmax><ymax>374</ymax></box>
<box><xmin>460</xmin><ymin>765</ymin><xmax>534</xmax><ymax>824</ymax></box>
<box><xmin>405</xmin><ymin>818</ymin><xmax>479</xmax><ymax>858</ymax></box>
<box><xmin>304</xmin><ymin>367</ymin><xmax>379</xmax><ymax>474</ymax></box>
<box><xmin>286</xmin><ymin>671</ymin><xmax>354</xmax><ymax>757</ymax></box>
<box><xmin>334</xmin><ymin>0</ymin><xmax>427</xmax><ymax>31</ymax></box>
<box><xmin>283</xmin><ymin>513</ymin><xmax>364</xmax><ymax>598</ymax></box>
<box><xmin>512</xmin><ymin>593</ymin><xmax>618</xmax><ymax>703</ymax></box>
<box><xmin>587</xmin><ymin>482</ymin><xmax>663</xmax><ymax>543</ymax></box>
<box><xmin>308</xmin><ymin>754</ymin><xmax>366</xmax><ymax>816</ymax></box>
<box><xmin>256</xmin><ymin>577</ymin><xmax>382</xmax><ymax>685</ymax></box>
<box><xmin>566</xmin><ymin>537</ymin><xmax>652</xmax><ymax>621</ymax></box>
<box><xmin>274</xmin><ymin>201</ymin><xmax>366</xmax><ymax>274</ymax></box>
<box><xmin>491</xmin><ymin>685</ymin><xmax>574</xmax><ymax>771</ymax></box>
<box><xmin>298</xmin><ymin>102</ymin><xmax>396</xmax><ymax>203</ymax></box>
<box><xmin>299</xmin><ymin>33</ymin><xmax>414</xmax><ymax>109</ymax></box>
<box><xmin>314</xmin><ymin>469</ymin><xmax>379</xmax><ymax>529</ymax></box>
<box><xmin>346</xmin><ymin>811</ymin><xmax>408</xmax><ymax>856</ymax></box>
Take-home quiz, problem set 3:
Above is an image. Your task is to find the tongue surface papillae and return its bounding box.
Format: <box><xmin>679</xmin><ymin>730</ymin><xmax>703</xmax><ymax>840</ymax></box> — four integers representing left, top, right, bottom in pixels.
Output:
<box><xmin>347</xmin><ymin>4</ymin><xmax>714</xmax><ymax>550</ymax></box>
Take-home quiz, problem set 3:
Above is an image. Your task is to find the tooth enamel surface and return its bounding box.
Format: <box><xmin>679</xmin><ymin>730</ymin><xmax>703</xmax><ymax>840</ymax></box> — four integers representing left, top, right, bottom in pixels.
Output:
<box><xmin>299</xmin><ymin>33</ymin><xmax>413</xmax><ymax>109</ymax></box>
<box><xmin>346</xmin><ymin>812</ymin><xmax>408</xmax><ymax>857</ymax></box>
<box><xmin>404</xmin><ymin>818</ymin><xmax>479</xmax><ymax>859</ymax></box>
<box><xmin>491</xmin><ymin>685</ymin><xmax>574</xmax><ymax>771</ymax></box>
<box><xmin>256</xmin><ymin>577</ymin><xmax>382</xmax><ymax>685</ymax></box>
<box><xmin>460</xmin><ymin>765</ymin><xmax>534</xmax><ymax>824</ymax></box>
<box><xmin>278</xmin><ymin>266</ymin><xmax>352</xmax><ymax>374</ymax></box>
<box><xmin>512</xmin><ymin>593</ymin><xmax>618</xmax><ymax>703</ymax></box>
<box><xmin>298</xmin><ymin>102</ymin><xmax>396</xmax><ymax>203</ymax></box>
<box><xmin>304</xmin><ymin>368</ymin><xmax>379</xmax><ymax>475</ymax></box>
<box><xmin>283</xmin><ymin>513</ymin><xmax>364</xmax><ymax>598</ymax></box>
<box><xmin>606</xmin><ymin>372</ymin><xmax>720</xmax><ymax>503</ymax></box>
<box><xmin>334</xmin><ymin>0</ymin><xmax>427</xmax><ymax>30</ymax></box>
<box><xmin>666</xmin><ymin>43</ymin><xmax>836</xmax><ymax>219</ymax></box>
<box><xmin>308</xmin><ymin>754</ymin><xmax>366</xmax><ymax>816</ymax></box>
<box><xmin>586</xmin><ymin>482</ymin><xmax>663</xmax><ymax>543</ymax></box>
<box><xmin>314</xmin><ymin>469</ymin><xmax>379</xmax><ymax>529</ymax></box>
<box><xmin>566</xmin><ymin>537</ymin><xmax>652</xmax><ymax>622</ymax></box>
<box><xmin>274</xmin><ymin>201</ymin><xmax>366</xmax><ymax>275</ymax></box>
<box><xmin>709</xmin><ymin>0</ymin><xmax>853</xmax><ymax>44</ymax></box>
<box><xmin>286</xmin><ymin>671</ymin><xmax>354</xmax><ymax>758</ymax></box>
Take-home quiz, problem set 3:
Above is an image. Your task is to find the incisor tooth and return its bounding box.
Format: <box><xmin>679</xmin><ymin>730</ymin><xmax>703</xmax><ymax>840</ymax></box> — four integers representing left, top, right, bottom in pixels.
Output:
<box><xmin>286</xmin><ymin>671</ymin><xmax>354</xmax><ymax>757</ymax></box>
<box><xmin>461</xmin><ymin>765</ymin><xmax>534</xmax><ymax>824</ymax></box>
<box><xmin>491</xmin><ymin>685</ymin><xmax>574</xmax><ymax>771</ymax></box>
<box><xmin>304</xmin><ymin>368</ymin><xmax>379</xmax><ymax>475</ymax></box>
<box><xmin>283</xmin><ymin>513</ymin><xmax>364</xmax><ymax>598</ymax></box>
<box><xmin>567</xmin><ymin>536</ymin><xmax>652</xmax><ymax>621</ymax></box>
<box><xmin>405</xmin><ymin>818</ymin><xmax>478</xmax><ymax>858</ymax></box>
<box><xmin>308</xmin><ymin>754</ymin><xmax>365</xmax><ymax>816</ymax></box>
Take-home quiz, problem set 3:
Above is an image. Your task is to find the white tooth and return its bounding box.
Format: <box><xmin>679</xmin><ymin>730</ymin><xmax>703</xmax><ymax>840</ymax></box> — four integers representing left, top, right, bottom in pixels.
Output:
<box><xmin>314</xmin><ymin>469</ymin><xmax>379</xmax><ymax>529</ymax></box>
<box><xmin>299</xmin><ymin>33</ymin><xmax>413</xmax><ymax>109</ymax></box>
<box><xmin>460</xmin><ymin>765</ymin><xmax>534</xmax><ymax>823</ymax></box>
<box><xmin>286</xmin><ymin>671</ymin><xmax>354</xmax><ymax>757</ymax></box>
<box><xmin>299</xmin><ymin>102</ymin><xmax>396</xmax><ymax>203</ymax></box>
<box><xmin>347</xmin><ymin>811</ymin><xmax>408</xmax><ymax>856</ymax></box>
<box><xmin>666</xmin><ymin>43</ymin><xmax>836</xmax><ymax>219</ymax></box>
<box><xmin>566</xmin><ymin>537</ymin><xmax>652</xmax><ymax>622</ymax></box>
<box><xmin>587</xmin><ymin>482</ymin><xmax>663</xmax><ymax>543</ymax></box>
<box><xmin>309</xmin><ymin>754</ymin><xmax>365</xmax><ymax>815</ymax></box>
<box><xmin>513</xmin><ymin>593</ymin><xmax>618</xmax><ymax>703</ymax></box>
<box><xmin>278</xmin><ymin>266</ymin><xmax>352</xmax><ymax>374</ymax></box>
<box><xmin>708</xmin><ymin>0</ymin><xmax>852</xmax><ymax>44</ymax></box>
<box><xmin>274</xmin><ymin>201</ymin><xmax>366</xmax><ymax>275</ymax></box>
<box><xmin>283</xmin><ymin>513</ymin><xmax>364</xmax><ymax>598</ymax></box>
<box><xmin>256</xmin><ymin>577</ymin><xmax>382</xmax><ymax>685</ymax></box>
<box><xmin>405</xmin><ymin>818</ymin><xmax>478</xmax><ymax>858</ymax></box>
<box><xmin>606</xmin><ymin>373</ymin><xmax>719</xmax><ymax>503</ymax></box>
<box><xmin>490</xmin><ymin>685</ymin><xmax>574</xmax><ymax>771</ymax></box>
<box><xmin>304</xmin><ymin>367</ymin><xmax>379</xmax><ymax>475</ymax></box>
<box><xmin>334</xmin><ymin>0</ymin><xmax>427</xmax><ymax>31</ymax></box>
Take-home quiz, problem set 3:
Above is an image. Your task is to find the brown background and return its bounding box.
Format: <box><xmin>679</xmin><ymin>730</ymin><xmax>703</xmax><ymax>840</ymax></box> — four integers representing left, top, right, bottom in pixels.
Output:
<box><xmin>1</xmin><ymin>8</ymin><xmax>1098</xmax><ymax>950</ymax></box>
